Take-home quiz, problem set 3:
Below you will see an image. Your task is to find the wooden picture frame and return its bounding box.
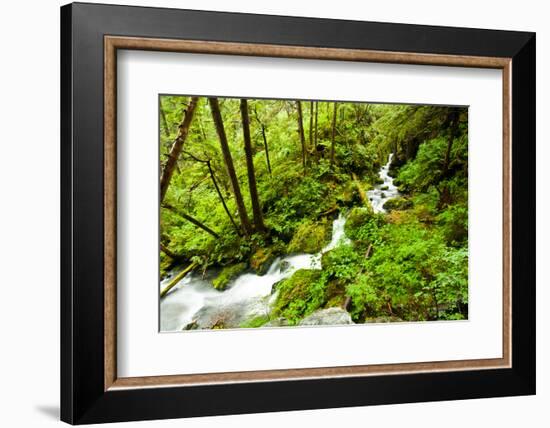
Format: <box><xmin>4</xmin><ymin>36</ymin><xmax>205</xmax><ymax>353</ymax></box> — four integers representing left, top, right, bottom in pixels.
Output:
<box><xmin>61</xmin><ymin>2</ymin><xmax>535</xmax><ymax>424</ymax></box>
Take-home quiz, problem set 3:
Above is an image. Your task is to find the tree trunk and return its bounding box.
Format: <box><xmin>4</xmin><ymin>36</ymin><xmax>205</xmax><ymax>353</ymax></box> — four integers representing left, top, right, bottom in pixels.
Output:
<box><xmin>160</xmin><ymin>96</ymin><xmax>199</xmax><ymax>202</ymax></box>
<box><xmin>207</xmin><ymin>161</ymin><xmax>241</xmax><ymax>235</ymax></box>
<box><xmin>160</xmin><ymin>104</ymin><xmax>170</xmax><ymax>137</ymax></box>
<box><xmin>261</xmin><ymin>125</ymin><xmax>272</xmax><ymax>176</ymax></box>
<box><xmin>442</xmin><ymin>110</ymin><xmax>460</xmax><ymax>177</ymax></box>
<box><xmin>160</xmin><ymin>261</ymin><xmax>198</xmax><ymax>298</ymax></box>
<box><xmin>208</xmin><ymin>97</ymin><xmax>253</xmax><ymax>235</ymax></box>
<box><xmin>253</xmin><ymin>107</ymin><xmax>272</xmax><ymax>177</ymax></box>
<box><xmin>330</xmin><ymin>102</ymin><xmax>338</xmax><ymax>168</ymax></box>
<box><xmin>308</xmin><ymin>101</ymin><xmax>314</xmax><ymax>157</ymax></box>
<box><xmin>240</xmin><ymin>99</ymin><xmax>266</xmax><ymax>233</ymax></box>
<box><xmin>314</xmin><ymin>101</ymin><xmax>319</xmax><ymax>159</ymax></box>
<box><xmin>295</xmin><ymin>101</ymin><xmax>307</xmax><ymax>175</ymax></box>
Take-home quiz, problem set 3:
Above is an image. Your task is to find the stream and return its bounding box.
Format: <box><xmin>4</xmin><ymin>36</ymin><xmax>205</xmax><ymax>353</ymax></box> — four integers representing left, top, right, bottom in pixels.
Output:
<box><xmin>160</xmin><ymin>153</ymin><xmax>398</xmax><ymax>331</ymax></box>
<box><xmin>367</xmin><ymin>153</ymin><xmax>400</xmax><ymax>213</ymax></box>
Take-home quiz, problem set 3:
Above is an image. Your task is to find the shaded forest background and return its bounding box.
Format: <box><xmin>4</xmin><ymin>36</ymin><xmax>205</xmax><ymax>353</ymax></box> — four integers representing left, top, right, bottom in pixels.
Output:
<box><xmin>159</xmin><ymin>96</ymin><xmax>469</xmax><ymax>325</ymax></box>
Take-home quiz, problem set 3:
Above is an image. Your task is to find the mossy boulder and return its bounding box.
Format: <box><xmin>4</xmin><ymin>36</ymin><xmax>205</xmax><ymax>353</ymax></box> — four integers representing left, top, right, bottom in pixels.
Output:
<box><xmin>272</xmin><ymin>269</ymin><xmax>325</xmax><ymax>323</ymax></box>
<box><xmin>250</xmin><ymin>247</ymin><xmax>277</xmax><ymax>275</ymax></box>
<box><xmin>287</xmin><ymin>219</ymin><xmax>332</xmax><ymax>254</ymax></box>
<box><xmin>212</xmin><ymin>262</ymin><xmax>247</xmax><ymax>290</ymax></box>
<box><xmin>324</xmin><ymin>278</ymin><xmax>347</xmax><ymax>306</ymax></box>
<box><xmin>344</xmin><ymin>207</ymin><xmax>374</xmax><ymax>237</ymax></box>
<box><xmin>335</xmin><ymin>181</ymin><xmax>359</xmax><ymax>207</ymax></box>
<box><xmin>382</xmin><ymin>196</ymin><xmax>413</xmax><ymax>212</ymax></box>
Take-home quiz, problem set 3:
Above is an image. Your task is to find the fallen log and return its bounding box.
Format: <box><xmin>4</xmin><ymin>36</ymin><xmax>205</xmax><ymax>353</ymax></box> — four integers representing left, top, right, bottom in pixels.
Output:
<box><xmin>160</xmin><ymin>261</ymin><xmax>198</xmax><ymax>298</ymax></box>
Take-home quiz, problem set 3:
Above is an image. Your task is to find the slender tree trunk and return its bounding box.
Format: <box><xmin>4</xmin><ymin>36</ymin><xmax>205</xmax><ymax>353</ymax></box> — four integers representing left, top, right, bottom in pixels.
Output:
<box><xmin>164</xmin><ymin>203</ymin><xmax>221</xmax><ymax>238</ymax></box>
<box><xmin>160</xmin><ymin>104</ymin><xmax>170</xmax><ymax>137</ymax></box>
<box><xmin>308</xmin><ymin>101</ymin><xmax>314</xmax><ymax>156</ymax></box>
<box><xmin>295</xmin><ymin>101</ymin><xmax>307</xmax><ymax>175</ymax></box>
<box><xmin>240</xmin><ymin>100</ymin><xmax>266</xmax><ymax>233</ymax></box>
<box><xmin>314</xmin><ymin>101</ymin><xmax>319</xmax><ymax>159</ymax></box>
<box><xmin>208</xmin><ymin>97</ymin><xmax>253</xmax><ymax>235</ymax></box>
<box><xmin>180</xmin><ymin>212</ymin><xmax>220</xmax><ymax>238</ymax></box>
<box><xmin>261</xmin><ymin>125</ymin><xmax>272</xmax><ymax>176</ymax></box>
<box><xmin>437</xmin><ymin>110</ymin><xmax>460</xmax><ymax>210</ymax></box>
<box><xmin>442</xmin><ymin>110</ymin><xmax>460</xmax><ymax>176</ymax></box>
<box><xmin>207</xmin><ymin>161</ymin><xmax>241</xmax><ymax>235</ymax></box>
<box><xmin>252</xmin><ymin>107</ymin><xmax>272</xmax><ymax>177</ymax></box>
<box><xmin>160</xmin><ymin>96</ymin><xmax>199</xmax><ymax>202</ymax></box>
<box><xmin>330</xmin><ymin>102</ymin><xmax>338</xmax><ymax>168</ymax></box>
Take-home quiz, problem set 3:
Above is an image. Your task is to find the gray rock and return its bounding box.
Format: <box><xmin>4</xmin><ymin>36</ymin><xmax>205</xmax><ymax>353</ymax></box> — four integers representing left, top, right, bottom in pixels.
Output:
<box><xmin>279</xmin><ymin>260</ymin><xmax>291</xmax><ymax>273</ymax></box>
<box><xmin>263</xmin><ymin>317</ymin><xmax>289</xmax><ymax>327</ymax></box>
<box><xmin>299</xmin><ymin>307</ymin><xmax>354</xmax><ymax>326</ymax></box>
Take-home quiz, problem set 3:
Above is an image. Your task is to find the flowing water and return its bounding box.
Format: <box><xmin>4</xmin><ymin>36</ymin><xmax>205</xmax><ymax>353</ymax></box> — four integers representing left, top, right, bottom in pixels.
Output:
<box><xmin>160</xmin><ymin>154</ymin><xmax>398</xmax><ymax>332</ymax></box>
<box><xmin>366</xmin><ymin>153</ymin><xmax>400</xmax><ymax>213</ymax></box>
<box><xmin>160</xmin><ymin>213</ymin><xmax>350</xmax><ymax>331</ymax></box>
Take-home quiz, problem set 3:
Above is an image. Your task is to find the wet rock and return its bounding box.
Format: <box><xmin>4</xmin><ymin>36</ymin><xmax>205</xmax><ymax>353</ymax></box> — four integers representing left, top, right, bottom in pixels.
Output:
<box><xmin>250</xmin><ymin>247</ymin><xmax>277</xmax><ymax>275</ymax></box>
<box><xmin>183</xmin><ymin>320</ymin><xmax>199</xmax><ymax>330</ymax></box>
<box><xmin>299</xmin><ymin>307</ymin><xmax>354</xmax><ymax>326</ymax></box>
<box><xmin>279</xmin><ymin>260</ymin><xmax>291</xmax><ymax>273</ymax></box>
<box><xmin>263</xmin><ymin>317</ymin><xmax>289</xmax><ymax>327</ymax></box>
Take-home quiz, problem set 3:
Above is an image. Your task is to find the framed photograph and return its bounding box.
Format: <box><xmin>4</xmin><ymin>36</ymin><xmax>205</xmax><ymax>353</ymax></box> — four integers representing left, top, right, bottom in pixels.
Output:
<box><xmin>60</xmin><ymin>2</ymin><xmax>535</xmax><ymax>424</ymax></box>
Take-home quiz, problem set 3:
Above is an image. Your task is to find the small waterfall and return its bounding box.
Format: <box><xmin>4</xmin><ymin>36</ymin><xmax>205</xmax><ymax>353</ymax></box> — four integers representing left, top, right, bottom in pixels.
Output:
<box><xmin>366</xmin><ymin>153</ymin><xmax>400</xmax><ymax>213</ymax></box>
<box><xmin>160</xmin><ymin>212</ymin><xmax>351</xmax><ymax>332</ymax></box>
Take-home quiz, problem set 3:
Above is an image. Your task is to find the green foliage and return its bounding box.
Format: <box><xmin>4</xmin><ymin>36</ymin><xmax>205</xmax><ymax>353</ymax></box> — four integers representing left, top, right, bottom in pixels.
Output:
<box><xmin>321</xmin><ymin>245</ymin><xmax>361</xmax><ymax>282</ymax></box>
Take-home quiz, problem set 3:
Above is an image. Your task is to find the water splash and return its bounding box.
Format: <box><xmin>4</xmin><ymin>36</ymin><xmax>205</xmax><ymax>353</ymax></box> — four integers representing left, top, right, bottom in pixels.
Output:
<box><xmin>160</xmin><ymin>213</ymin><xmax>351</xmax><ymax>332</ymax></box>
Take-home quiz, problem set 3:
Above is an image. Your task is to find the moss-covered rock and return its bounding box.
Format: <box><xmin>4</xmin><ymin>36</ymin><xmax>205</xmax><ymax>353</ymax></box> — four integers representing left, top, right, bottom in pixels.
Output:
<box><xmin>239</xmin><ymin>315</ymin><xmax>270</xmax><ymax>328</ymax></box>
<box><xmin>287</xmin><ymin>219</ymin><xmax>332</xmax><ymax>254</ymax></box>
<box><xmin>324</xmin><ymin>278</ymin><xmax>347</xmax><ymax>306</ymax></box>
<box><xmin>344</xmin><ymin>207</ymin><xmax>374</xmax><ymax>237</ymax></box>
<box><xmin>212</xmin><ymin>262</ymin><xmax>247</xmax><ymax>290</ymax></box>
<box><xmin>382</xmin><ymin>196</ymin><xmax>413</xmax><ymax>212</ymax></box>
<box><xmin>272</xmin><ymin>269</ymin><xmax>325</xmax><ymax>324</ymax></box>
<box><xmin>250</xmin><ymin>247</ymin><xmax>277</xmax><ymax>275</ymax></box>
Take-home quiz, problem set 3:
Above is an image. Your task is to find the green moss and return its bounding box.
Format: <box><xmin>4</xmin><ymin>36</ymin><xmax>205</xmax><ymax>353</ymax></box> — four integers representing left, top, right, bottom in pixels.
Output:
<box><xmin>159</xmin><ymin>253</ymin><xmax>173</xmax><ymax>280</ymax></box>
<box><xmin>324</xmin><ymin>278</ymin><xmax>347</xmax><ymax>308</ymax></box>
<box><xmin>382</xmin><ymin>196</ymin><xmax>413</xmax><ymax>212</ymax></box>
<box><xmin>239</xmin><ymin>315</ymin><xmax>270</xmax><ymax>328</ymax></box>
<box><xmin>250</xmin><ymin>247</ymin><xmax>277</xmax><ymax>275</ymax></box>
<box><xmin>325</xmin><ymin>296</ymin><xmax>345</xmax><ymax>308</ymax></box>
<box><xmin>212</xmin><ymin>262</ymin><xmax>248</xmax><ymax>290</ymax></box>
<box><xmin>273</xmin><ymin>269</ymin><xmax>326</xmax><ymax>324</ymax></box>
<box><xmin>287</xmin><ymin>219</ymin><xmax>332</xmax><ymax>254</ymax></box>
